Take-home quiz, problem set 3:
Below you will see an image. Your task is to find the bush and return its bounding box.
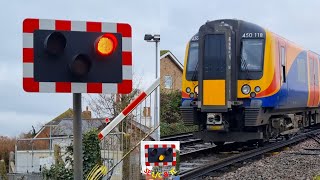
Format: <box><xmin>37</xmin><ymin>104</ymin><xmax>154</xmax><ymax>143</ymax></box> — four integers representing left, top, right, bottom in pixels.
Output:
<box><xmin>160</xmin><ymin>90</ymin><xmax>182</xmax><ymax>123</ymax></box>
<box><xmin>0</xmin><ymin>160</ymin><xmax>7</xmax><ymax>180</ymax></box>
<box><xmin>42</xmin><ymin>128</ymin><xmax>101</xmax><ymax>180</ymax></box>
<box><xmin>42</xmin><ymin>163</ymin><xmax>73</xmax><ymax>180</ymax></box>
<box><xmin>83</xmin><ymin>128</ymin><xmax>102</xmax><ymax>177</ymax></box>
<box><xmin>160</xmin><ymin>90</ymin><xmax>197</xmax><ymax>136</ymax></box>
<box><xmin>160</xmin><ymin>122</ymin><xmax>197</xmax><ymax>137</ymax></box>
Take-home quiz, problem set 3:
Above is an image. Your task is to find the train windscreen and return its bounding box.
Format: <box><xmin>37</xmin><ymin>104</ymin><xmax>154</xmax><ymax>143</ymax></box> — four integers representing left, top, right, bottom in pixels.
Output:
<box><xmin>186</xmin><ymin>42</ymin><xmax>199</xmax><ymax>81</ymax></box>
<box><xmin>241</xmin><ymin>39</ymin><xmax>264</xmax><ymax>71</ymax></box>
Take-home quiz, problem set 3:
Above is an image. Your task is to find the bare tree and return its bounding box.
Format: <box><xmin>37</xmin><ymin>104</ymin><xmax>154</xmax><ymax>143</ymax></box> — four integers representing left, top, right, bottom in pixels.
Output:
<box><xmin>86</xmin><ymin>75</ymin><xmax>142</xmax><ymax>120</ymax></box>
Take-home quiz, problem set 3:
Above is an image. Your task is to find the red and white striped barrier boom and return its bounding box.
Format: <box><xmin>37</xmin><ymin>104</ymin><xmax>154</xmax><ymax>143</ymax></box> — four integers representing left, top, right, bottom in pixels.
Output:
<box><xmin>98</xmin><ymin>78</ymin><xmax>160</xmax><ymax>140</ymax></box>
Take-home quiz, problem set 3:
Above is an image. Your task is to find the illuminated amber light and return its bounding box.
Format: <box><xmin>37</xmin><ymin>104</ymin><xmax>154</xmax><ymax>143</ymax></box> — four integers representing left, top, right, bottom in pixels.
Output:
<box><xmin>95</xmin><ymin>34</ymin><xmax>117</xmax><ymax>56</ymax></box>
<box><xmin>158</xmin><ymin>154</ymin><xmax>165</xmax><ymax>161</ymax></box>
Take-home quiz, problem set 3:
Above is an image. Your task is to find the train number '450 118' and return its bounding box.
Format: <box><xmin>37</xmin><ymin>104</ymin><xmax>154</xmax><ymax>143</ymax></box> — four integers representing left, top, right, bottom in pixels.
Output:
<box><xmin>242</xmin><ymin>32</ymin><xmax>263</xmax><ymax>38</ymax></box>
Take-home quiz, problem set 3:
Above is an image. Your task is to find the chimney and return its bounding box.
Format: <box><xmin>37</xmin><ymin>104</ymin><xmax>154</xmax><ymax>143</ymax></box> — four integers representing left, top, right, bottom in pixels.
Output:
<box><xmin>82</xmin><ymin>106</ymin><xmax>92</xmax><ymax>119</ymax></box>
<box><xmin>115</xmin><ymin>94</ymin><xmax>121</xmax><ymax>102</ymax></box>
<box><xmin>143</xmin><ymin>107</ymin><xmax>151</xmax><ymax>117</ymax></box>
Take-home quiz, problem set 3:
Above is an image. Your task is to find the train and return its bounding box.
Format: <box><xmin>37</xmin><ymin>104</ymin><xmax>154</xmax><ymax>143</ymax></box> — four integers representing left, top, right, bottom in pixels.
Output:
<box><xmin>180</xmin><ymin>19</ymin><xmax>320</xmax><ymax>145</ymax></box>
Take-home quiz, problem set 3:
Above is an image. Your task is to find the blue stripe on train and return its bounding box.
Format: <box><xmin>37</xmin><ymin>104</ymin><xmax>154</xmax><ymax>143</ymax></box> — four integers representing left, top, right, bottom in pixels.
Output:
<box><xmin>252</xmin><ymin>51</ymin><xmax>309</xmax><ymax>109</ymax></box>
<box><xmin>182</xmin><ymin>98</ymin><xmax>193</xmax><ymax>104</ymax></box>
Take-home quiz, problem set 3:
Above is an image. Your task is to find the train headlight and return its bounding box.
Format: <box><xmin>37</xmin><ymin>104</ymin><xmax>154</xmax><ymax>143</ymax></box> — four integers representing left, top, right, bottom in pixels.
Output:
<box><xmin>186</xmin><ymin>87</ymin><xmax>191</xmax><ymax>93</ymax></box>
<box><xmin>194</xmin><ymin>85</ymin><xmax>198</xmax><ymax>94</ymax></box>
<box><xmin>241</xmin><ymin>84</ymin><xmax>251</xmax><ymax>95</ymax></box>
<box><xmin>255</xmin><ymin>86</ymin><xmax>261</xmax><ymax>92</ymax></box>
<box><xmin>189</xmin><ymin>93</ymin><xmax>195</xmax><ymax>98</ymax></box>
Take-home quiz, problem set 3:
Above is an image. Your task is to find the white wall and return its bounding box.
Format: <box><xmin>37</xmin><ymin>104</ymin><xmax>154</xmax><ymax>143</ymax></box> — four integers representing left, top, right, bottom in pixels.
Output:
<box><xmin>15</xmin><ymin>150</ymin><xmax>123</xmax><ymax>180</ymax></box>
<box><xmin>15</xmin><ymin>150</ymin><xmax>54</xmax><ymax>173</ymax></box>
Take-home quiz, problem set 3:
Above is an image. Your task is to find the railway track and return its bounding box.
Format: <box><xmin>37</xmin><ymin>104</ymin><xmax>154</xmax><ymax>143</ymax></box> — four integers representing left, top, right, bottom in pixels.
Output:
<box><xmin>160</xmin><ymin>133</ymin><xmax>194</xmax><ymax>141</ymax></box>
<box><xmin>178</xmin><ymin>142</ymin><xmax>245</xmax><ymax>174</ymax></box>
<box><xmin>179</xmin><ymin>128</ymin><xmax>320</xmax><ymax>179</ymax></box>
<box><xmin>180</xmin><ymin>142</ymin><xmax>238</xmax><ymax>160</ymax></box>
<box><xmin>160</xmin><ymin>132</ymin><xmax>230</xmax><ymax>163</ymax></box>
<box><xmin>160</xmin><ymin>133</ymin><xmax>239</xmax><ymax>173</ymax></box>
<box><xmin>160</xmin><ymin>132</ymin><xmax>203</xmax><ymax>147</ymax></box>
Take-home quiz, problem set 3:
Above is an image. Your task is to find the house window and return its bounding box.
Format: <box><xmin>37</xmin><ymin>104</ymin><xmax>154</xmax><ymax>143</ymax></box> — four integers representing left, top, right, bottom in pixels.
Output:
<box><xmin>143</xmin><ymin>107</ymin><xmax>151</xmax><ymax>117</ymax></box>
<box><xmin>164</xmin><ymin>76</ymin><xmax>173</xmax><ymax>89</ymax></box>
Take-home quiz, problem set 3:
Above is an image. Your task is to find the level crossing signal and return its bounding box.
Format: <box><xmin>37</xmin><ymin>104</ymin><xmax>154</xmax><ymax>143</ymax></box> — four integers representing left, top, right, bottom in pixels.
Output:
<box><xmin>22</xmin><ymin>18</ymin><xmax>132</xmax><ymax>94</ymax></box>
<box><xmin>145</xmin><ymin>144</ymin><xmax>177</xmax><ymax>166</ymax></box>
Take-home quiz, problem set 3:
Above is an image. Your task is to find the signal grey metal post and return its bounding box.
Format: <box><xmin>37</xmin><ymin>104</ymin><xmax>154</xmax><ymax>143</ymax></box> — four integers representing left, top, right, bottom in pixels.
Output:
<box><xmin>155</xmin><ymin>40</ymin><xmax>160</xmax><ymax>141</ymax></box>
<box><xmin>144</xmin><ymin>34</ymin><xmax>160</xmax><ymax>141</ymax></box>
<box><xmin>73</xmin><ymin>93</ymin><xmax>83</xmax><ymax>179</ymax></box>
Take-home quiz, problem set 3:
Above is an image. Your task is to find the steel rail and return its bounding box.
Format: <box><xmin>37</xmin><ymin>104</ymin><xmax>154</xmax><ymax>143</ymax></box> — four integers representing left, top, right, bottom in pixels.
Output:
<box><xmin>160</xmin><ymin>133</ymin><xmax>194</xmax><ymax>141</ymax></box>
<box><xmin>180</xmin><ymin>139</ymin><xmax>203</xmax><ymax>146</ymax></box>
<box><xmin>180</xmin><ymin>146</ymin><xmax>217</xmax><ymax>158</ymax></box>
<box><xmin>180</xmin><ymin>142</ymin><xmax>237</xmax><ymax>162</ymax></box>
<box><xmin>179</xmin><ymin>128</ymin><xmax>320</xmax><ymax>179</ymax></box>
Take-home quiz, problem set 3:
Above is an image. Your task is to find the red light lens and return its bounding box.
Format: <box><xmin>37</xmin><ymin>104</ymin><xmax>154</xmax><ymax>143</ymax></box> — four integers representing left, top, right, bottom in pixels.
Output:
<box><xmin>95</xmin><ymin>34</ymin><xmax>117</xmax><ymax>56</ymax></box>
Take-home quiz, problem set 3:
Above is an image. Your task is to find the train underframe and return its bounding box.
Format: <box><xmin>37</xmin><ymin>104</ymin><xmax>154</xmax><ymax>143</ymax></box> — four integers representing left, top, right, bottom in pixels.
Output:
<box><xmin>181</xmin><ymin>103</ymin><xmax>320</xmax><ymax>145</ymax></box>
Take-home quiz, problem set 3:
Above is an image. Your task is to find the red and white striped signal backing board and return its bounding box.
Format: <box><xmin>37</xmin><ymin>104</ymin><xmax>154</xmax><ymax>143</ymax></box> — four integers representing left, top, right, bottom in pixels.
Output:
<box><xmin>144</xmin><ymin>144</ymin><xmax>177</xmax><ymax>167</ymax></box>
<box><xmin>22</xmin><ymin>18</ymin><xmax>132</xmax><ymax>94</ymax></box>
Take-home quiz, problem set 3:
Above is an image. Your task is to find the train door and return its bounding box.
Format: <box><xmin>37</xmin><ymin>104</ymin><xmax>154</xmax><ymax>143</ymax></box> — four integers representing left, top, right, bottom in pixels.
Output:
<box><xmin>307</xmin><ymin>53</ymin><xmax>319</xmax><ymax>107</ymax></box>
<box><xmin>202</xmin><ymin>34</ymin><xmax>227</xmax><ymax>107</ymax></box>
<box><xmin>198</xmin><ymin>24</ymin><xmax>236</xmax><ymax>112</ymax></box>
<box><xmin>318</xmin><ymin>56</ymin><xmax>320</xmax><ymax>107</ymax></box>
<box><xmin>314</xmin><ymin>58</ymin><xmax>319</xmax><ymax>106</ymax></box>
<box><xmin>278</xmin><ymin>40</ymin><xmax>288</xmax><ymax>106</ymax></box>
<box><xmin>309</xmin><ymin>58</ymin><xmax>315</xmax><ymax>106</ymax></box>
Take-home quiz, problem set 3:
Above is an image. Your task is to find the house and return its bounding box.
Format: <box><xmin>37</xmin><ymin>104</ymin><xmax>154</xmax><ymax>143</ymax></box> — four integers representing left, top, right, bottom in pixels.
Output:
<box><xmin>35</xmin><ymin>107</ymin><xmax>102</xmax><ymax>138</ymax></box>
<box><xmin>20</xmin><ymin>107</ymin><xmax>103</xmax><ymax>151</ymax></box>
<box><xmin>160</xmin><ymin>50</ymin><xmax>183</xmax><ymax>92</ymax></box>
<box><xmin>14</xmin><ymin>107</ymin><xmax>106</xmax><ymax>173</ymax></box>
<box><xmin>14</xmin><ymin>105</ymin><xmax>154</xmax><ymax>175</ymax></box>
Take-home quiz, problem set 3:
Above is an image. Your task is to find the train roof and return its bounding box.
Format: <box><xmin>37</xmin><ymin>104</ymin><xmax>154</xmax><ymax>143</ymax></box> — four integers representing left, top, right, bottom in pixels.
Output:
<box><xmin>196</xmin><ymin>19</ymin><xmax>319</xmax><ymax>56</ymax></box>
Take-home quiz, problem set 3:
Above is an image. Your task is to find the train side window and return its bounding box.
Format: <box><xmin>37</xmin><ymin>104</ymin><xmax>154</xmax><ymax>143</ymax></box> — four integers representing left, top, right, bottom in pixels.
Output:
<box><xmin>280</xmin><ymin>46</ymin><xmax>286</xmax><ymax>83</ymax></box>
<box><xmin>310</xmin><ymin>58</ymin><xmax>319</xmax><ymax>86</ymax></box>
<box><xmin>297</xmin><ymin>59</ymin><xmax>307</xmax><ymax>83</ymax></box>
<box><xmin>317</xmin><ymin>57</ymin><xmax>320</xmax><ymax>85</ymax></box>
<box><xmin>315</xmin><ymin>60</ymin><xmax>319</xmax><ymax>86</ymax></box>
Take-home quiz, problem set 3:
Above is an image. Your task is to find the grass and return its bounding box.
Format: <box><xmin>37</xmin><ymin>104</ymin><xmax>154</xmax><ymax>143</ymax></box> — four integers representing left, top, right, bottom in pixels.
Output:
<box><xmin>160</xmin><ymin>121</ymin><xmax>198</xmax><ymax>137</ymax></box>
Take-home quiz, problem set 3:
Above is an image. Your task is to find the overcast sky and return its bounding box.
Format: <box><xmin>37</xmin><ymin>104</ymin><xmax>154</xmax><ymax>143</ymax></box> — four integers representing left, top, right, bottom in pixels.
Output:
<box><xmin>160</xmin><ymin>0</ymin><xmax>320</xmax><ymax>63</ymax></box>
<box><xmin>0</xmin><ymin>0</ymin><xmax>159</xmax><ymax>137</ymax></box>
<box><xmin>2</xmin><ymin>0</ymin><xmax>320</xmax><ymax>137</ymax></box>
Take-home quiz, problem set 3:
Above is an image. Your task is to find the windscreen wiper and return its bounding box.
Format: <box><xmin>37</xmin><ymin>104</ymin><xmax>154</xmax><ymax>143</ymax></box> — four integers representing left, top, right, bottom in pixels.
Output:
<box><xmin>191</xmin><ymin>61</ymin><xmax>199</xmax><ymax>81</ymax></box>
<box><xmin>240</xmin><ymin>55</ymin><xmax>252</xmax><ymax>80</ymax></box>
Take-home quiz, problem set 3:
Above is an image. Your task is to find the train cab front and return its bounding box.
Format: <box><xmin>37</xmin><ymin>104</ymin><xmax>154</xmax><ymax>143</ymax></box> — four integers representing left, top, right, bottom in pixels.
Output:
<box><xmin>194</xmin><ymin>19</ymin><xmax>266</xmax><ymax>144</ymax></box>
<box><xmin>180</xmin><ymin>33</ymin><xmax>199</xmax><ymax>125</ymax></box>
